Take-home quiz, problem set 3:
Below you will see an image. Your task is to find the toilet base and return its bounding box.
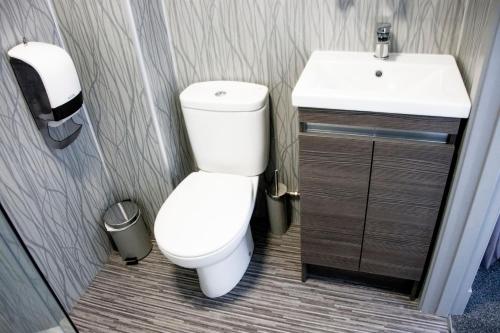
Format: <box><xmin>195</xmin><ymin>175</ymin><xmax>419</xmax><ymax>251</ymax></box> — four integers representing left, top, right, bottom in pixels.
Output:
<box><xmin>197</xmin><ymin>226</ymin><xmax>254</xmax><ymax>298</ymax></box>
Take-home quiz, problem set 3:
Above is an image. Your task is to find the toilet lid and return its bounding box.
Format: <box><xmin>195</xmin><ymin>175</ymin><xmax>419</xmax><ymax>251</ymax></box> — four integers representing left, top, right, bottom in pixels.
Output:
<box><xmin>154</xmin><ymin>172</ymin><xmax>254</xmax><ymax>259</ymax></box>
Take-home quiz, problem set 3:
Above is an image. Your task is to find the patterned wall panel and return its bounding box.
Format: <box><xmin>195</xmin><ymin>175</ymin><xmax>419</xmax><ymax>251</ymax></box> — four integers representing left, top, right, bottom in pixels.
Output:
<box><xmin>166</xmin><ymin>0</ymin><xmax>270</xmax><ymax>89</ymax></box>
<box><xmin>0</xmin><ymin>211</ymin><xmax>72</xmax><ymax>332</ymax></box>
<box><xmin>53</xmin><ymin>0</ymin><xmax>176</xmax><ymax>227</ymax></box>
<box><xmin>128</xmin><ymin>0</ymin><xmax>193</xmax><ymax>186</ymax></box>
<box><xmin>455</xmin><ymin>0</ymin><xmax>498</xmax><ymax>98</ymax></box>
<box><xmin>385</xmin><ymin>0</ymin><xmax>464</xmax><ymax>54</ymax></box>
<box><xmin>165</xmin><ymin>0</ymin><xmax>466</xmax><ymax>223</ymax></box>
<box><xmin>0</xmin><ymin>0</ymin><xmax>113</xmax><ymax>310</ymax></box>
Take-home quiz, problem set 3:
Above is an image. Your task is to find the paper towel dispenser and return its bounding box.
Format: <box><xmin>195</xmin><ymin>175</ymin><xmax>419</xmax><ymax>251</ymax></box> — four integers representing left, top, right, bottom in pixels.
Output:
<box><xmin>8</xmin><ymin>40</ymin><xmax>83</xmax><ymax>149</ymax></box>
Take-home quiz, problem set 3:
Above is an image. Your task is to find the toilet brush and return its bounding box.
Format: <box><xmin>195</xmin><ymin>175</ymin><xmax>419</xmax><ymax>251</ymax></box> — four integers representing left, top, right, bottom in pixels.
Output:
<box><xmin>266</xmin><ymin>169</ymin><xmax>288</xmax><ymax>235</ymax></box>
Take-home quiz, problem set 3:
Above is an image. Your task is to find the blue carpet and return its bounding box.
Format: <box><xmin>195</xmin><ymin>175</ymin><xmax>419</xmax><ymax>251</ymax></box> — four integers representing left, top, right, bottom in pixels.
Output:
<box><xmin>452</xmin><ymin>260</ymin><xmax>500</xmax><ymax>332</ymax></box>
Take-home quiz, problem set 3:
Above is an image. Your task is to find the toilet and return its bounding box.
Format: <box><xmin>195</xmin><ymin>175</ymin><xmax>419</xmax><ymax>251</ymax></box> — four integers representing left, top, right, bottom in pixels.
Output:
<box><xmin>154</xmin><ymin>81</ymin><xmax>269</xmax><ymax>298</ymax></box>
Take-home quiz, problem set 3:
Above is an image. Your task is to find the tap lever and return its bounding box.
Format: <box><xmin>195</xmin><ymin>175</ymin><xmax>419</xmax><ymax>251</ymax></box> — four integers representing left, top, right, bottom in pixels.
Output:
<box><xmin>376</xmin><ymin>23</ymin><xmax>391</xmax><ymax>38</ymax></box>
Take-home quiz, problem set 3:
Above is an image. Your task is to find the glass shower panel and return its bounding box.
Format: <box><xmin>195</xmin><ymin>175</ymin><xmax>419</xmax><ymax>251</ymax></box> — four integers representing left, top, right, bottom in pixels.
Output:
<box><xmin>0</xmin><ymin>208</ymin><xmax>76</xmax><ymax>333</ymax></box>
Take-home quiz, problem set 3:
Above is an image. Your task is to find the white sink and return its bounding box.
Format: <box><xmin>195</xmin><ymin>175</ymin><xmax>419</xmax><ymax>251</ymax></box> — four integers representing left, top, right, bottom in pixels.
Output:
<box><xmin>292</xmin><ymin>51</ymin><xmax>471</xmax><ymax>118</ymax></box>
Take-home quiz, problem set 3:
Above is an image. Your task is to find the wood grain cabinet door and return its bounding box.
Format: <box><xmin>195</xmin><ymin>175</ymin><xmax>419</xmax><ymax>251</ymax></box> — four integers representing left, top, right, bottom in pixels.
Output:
<box><xmin>299</xmin><ymin>134</ymin><xmax>372</xmax><ymax>271</ymax></box>
<box><xmin>360</xmin><ymin>140</ymin><xmax>454</xmax><ymax>281</ymax></box>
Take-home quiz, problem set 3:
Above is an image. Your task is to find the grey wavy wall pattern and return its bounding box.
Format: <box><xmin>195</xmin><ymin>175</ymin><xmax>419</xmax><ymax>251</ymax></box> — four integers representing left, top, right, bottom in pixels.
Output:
<box><xmin>128</xmin><ymin>0</ymin><xmax>193</xmax><ymax>186</ymax></box>
<box><xmin>0</xmin><ymin>0</ymin><xmax>112</xmax><ymax>310</ymax></box>
<box><xmin>455</xmin><ymin>0</ymin><xmax>498</xmax><ymax>98</ymax></box>
<box><xmin>52</xmin><ymin>0</ymin><xmax>185</xmax><ymax>228</ymax></box>
<box><xmin>0</xmin><ymin>212</ymin><xmax>70</xmax><ymax>332</ymax></box>
<box><xmin>165</xmin><ymin>0</ymin><xmax>466</xmax><ymax>223</ymax></box>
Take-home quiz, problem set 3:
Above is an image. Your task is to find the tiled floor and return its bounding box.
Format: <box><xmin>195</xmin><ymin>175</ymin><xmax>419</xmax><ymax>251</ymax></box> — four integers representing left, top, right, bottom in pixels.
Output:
<box><xmin>71</xmin><ymin>222</ymin><xmax>449</xmax><ymax>332</ymax></box>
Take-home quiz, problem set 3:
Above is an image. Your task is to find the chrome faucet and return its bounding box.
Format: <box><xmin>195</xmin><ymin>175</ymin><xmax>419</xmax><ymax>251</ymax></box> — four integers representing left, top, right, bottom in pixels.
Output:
<box><xmin>375</xmin><ymin>23</ymin><xmax>391</xmax><ymax>59</ymax></box>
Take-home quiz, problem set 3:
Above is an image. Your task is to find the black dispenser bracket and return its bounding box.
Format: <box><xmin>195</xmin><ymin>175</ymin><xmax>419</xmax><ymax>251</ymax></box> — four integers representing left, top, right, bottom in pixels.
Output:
<box><xmin>41</xmin><ymin>117</ymin><xmax>82</xmax><ymax>150</ymax></box>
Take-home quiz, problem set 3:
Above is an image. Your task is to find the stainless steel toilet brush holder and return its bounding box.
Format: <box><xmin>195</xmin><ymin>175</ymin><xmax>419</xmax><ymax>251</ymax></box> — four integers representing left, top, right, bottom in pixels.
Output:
<box><xmin>266</xmin><ymin>170</ymin><xmax>289</xmax><ymax>235</ymax></box>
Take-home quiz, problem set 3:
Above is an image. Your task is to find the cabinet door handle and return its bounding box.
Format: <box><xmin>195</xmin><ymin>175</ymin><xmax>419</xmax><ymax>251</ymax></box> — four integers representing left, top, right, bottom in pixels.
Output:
<box><xmin>301</xmin><ymin>122</ymin><xmax>450</xmax><ymax>144</ymax></box>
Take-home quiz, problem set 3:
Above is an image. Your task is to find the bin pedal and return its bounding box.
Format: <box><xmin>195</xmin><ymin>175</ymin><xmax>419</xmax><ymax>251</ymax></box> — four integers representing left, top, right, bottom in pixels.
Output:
<box><xmin>125</xmin><ymin>257</ymin><xmax>138</xmax><ymax>265</ymax></box>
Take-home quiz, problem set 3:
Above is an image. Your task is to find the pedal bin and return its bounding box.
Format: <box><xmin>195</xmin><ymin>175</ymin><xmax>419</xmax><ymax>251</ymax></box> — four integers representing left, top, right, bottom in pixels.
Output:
<box><xmin>104</xmin><ymin>201</ymin><xmax>152</xmax><ymax>264</ymax></box>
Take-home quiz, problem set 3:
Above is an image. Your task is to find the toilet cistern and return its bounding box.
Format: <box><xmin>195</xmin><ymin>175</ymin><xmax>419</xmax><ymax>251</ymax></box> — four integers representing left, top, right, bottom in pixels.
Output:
<box><xmin>375</xmin><ymin>22</ymin><xmax>391</xmax><ymax>59</ymax></box>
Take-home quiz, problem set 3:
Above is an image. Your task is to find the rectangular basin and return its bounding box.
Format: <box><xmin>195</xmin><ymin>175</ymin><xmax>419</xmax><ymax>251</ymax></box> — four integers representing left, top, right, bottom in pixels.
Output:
<box><xmin>292</xmin><ymin>51</ymin><xmax>471</xmax><ymax>118</ymax></box>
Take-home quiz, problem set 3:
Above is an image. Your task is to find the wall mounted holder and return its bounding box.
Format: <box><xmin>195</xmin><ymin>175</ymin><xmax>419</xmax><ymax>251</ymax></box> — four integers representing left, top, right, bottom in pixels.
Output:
<box><xmin>8</xmin><ymin>40</ymin><xmax>84</xmax><ymax>149</ymax></box>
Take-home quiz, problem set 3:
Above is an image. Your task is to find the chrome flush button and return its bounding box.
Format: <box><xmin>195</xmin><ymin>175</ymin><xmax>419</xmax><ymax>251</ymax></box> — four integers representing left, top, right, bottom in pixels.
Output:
<box><xmin>214</xmin><ymin>90</ymin><xmax>227</xmax><ymax>97</ymax></box>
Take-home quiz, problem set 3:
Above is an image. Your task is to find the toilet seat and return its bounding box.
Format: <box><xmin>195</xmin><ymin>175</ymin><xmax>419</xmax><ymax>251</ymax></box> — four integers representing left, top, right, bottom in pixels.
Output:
<box><xmin>154</xmin><ymin>171</ymin><xmax>255</xmax><ymax>268</ymax></box>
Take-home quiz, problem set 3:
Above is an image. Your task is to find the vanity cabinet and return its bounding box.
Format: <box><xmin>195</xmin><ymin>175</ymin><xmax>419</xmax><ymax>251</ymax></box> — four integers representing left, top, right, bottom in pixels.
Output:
<box><xmin>299</xmin><ymin>108</ymin><xmax>461</xmax><ymax>289</ymax></box>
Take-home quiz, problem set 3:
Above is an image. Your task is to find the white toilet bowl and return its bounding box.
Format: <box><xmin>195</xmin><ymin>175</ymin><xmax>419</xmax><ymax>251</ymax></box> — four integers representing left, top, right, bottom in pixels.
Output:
<box><xmin>155</xmin><ymin>171</ymin><xmax>259</xmax><ymax>297</ymax></box>
<box><xmin>154</xmin><ymin>81</ymin><xmax>269</xmax><ymax>297</ymax></box>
